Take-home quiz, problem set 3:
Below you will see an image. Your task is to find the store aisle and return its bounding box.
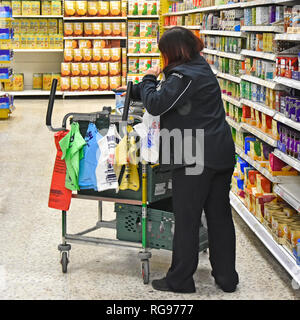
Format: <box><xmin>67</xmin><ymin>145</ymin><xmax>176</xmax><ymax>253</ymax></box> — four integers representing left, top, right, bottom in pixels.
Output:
<box><xmin>0</xmin><ymin>98</ymin><xmax>299</xmax><ymax>300</ymax></box>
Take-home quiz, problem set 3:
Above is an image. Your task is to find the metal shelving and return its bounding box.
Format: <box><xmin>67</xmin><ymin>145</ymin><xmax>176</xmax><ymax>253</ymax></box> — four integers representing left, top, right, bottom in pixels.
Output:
<box><xmin>273</xmin><ymin>149</ymin><xmax>300</xmax><ymax>172</ymax></box>
<box><xmin>241</xmin><ymin>49</ymin><xmax>276</xmax><ymax>61</ymax></box>
<box><xmin>273</xmin><ymin>77</ymin><xmax>300</xmax><ymax>91</ymax></box>
<box><xmin>222</xmin><ymin>94</ymin><xmax>241</xmax><ymax>107</ymax></box>
<box><xmin>241</xmin><ymin>75</ymin><xmax>284</xmax><ymax>90</ymax></box>
<box><xmin>240</xmin><ymin>98</ymin><xmax>276</xmax><ymax>117</ymax></box>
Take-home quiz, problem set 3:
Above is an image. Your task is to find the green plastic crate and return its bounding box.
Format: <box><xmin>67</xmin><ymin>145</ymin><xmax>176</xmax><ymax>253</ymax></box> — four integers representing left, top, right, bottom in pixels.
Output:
<box><xmin>115</xmin><ymin>200</ymin><xmax>208</xmax><ymax>251</ymax></box>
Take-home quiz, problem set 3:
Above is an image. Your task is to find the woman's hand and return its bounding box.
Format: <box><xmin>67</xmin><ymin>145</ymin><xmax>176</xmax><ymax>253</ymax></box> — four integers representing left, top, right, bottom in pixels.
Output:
<box><xmin>116</xmin><ymin>85</ymin><xmax>127</xmax><ymax>96</ymax></box>
<box><xmin>145</xmin><ymin>66</ymin><xmax>161</xmax><ymax>78</ymax></box>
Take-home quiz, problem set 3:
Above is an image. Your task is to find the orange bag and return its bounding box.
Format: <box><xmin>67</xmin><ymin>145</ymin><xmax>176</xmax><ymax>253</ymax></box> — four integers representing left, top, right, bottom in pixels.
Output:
<box><xmin>48</xmin><ymin>131</ymin><xmax>72</xmax><ymax>211</ymax></box>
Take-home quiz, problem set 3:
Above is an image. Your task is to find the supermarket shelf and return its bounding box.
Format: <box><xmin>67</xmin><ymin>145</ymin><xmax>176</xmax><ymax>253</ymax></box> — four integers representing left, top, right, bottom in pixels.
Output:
<box><xmin>241</xmin><ymin>49</ymin><xmax>276</xmax><ymax>61</ymax></box>
<box><xmin>163</xmin><ymin>6</ymin><xmax>217</xmax><ymax>16</ymax></box>
<box><xmin>222</xmin><ymin>94</ymin><xmax>241</xmax><ymax>107</ymax></box>
<box><xmin>230</xmin><ymin>191</ymin><xmax>300</xmax><ymax>287</ymax></box>
<box><xmin>240</xmin><ymin>98</ymin><xmax>276</xmax><ymax>117</ymax></box>
<box><xmin>10</xmin><ymin>90</ymin><xmax>63</xmax><ymax>96</ymax></box>
<box><xmin>127</xmin><ymin>53</ymin><xmax>160</xmax><ymax>57</ymax></box>
<box><xmin>242</xmin><ymin>122</ymin><xmax>278</xmax><ymax>147</ymax></box>
<box><xmin>63</xmin><ymin>16</ymin><xmax>127</xmax><ymax>20</ymax></box>
<box><xmin>273</xmin><ymin>77</ymin><xmax>300</xmax><ymax>91</ymax></box>
<box><xmin>0</xmin><ymin>17</ymin><xmax>13</xmax><ymax>21</ymax></box>
<box><xmin>164</xmin><ymin>25</ymin><xmax>202</xmax><ymax>30</ymax></box>
<box><xmin>226</xmin><ymin>117</ymin><xmax>245</xmax><ymax>131</ymax></box>
<box><xmin>273</xmin><ymin>184</ymin><xmax>300</xmax><ymax>213</ymax></box>
<box><xmin>273</xmin><ymin>149</ymin><xmax>300</xmax><ymax>172</ymax></box>
<box><xmin>241</xmin><ymin>26</ymin><xmax>284</xmax><ymax>33</ymax></box>
<box><xmin>63</xmin><ymin>91</ymin><xmax>115</xmax><ymax>96</ymax></box>
<box><xmin>210</xmin><ymin>65</ymin><xmax>218</xmax><ymax>75</ymax></box>
<box><xmin>217</xmin><ymin>72</ymin><xmax>241</xmax><ymax>83</ymax></box>
<box><xmin>0</xmin><ymin>60</ymin><xmax>12</xmax><ymax>64</ymax></box>
<box><xmin>202</xmin><ymin>48</ymin><xmax>218</xmax><ymax>55</ymax></box>
<box><xmin>13</xmin><ymin>15</ymin><xmax>63</xmax><ymax>18</ymax></box>
<box><xmin>275</xmin><ymin>34</ymin><xmax>300</xmax><ymax>42</ymax></box>
<box><xmin>241</xmin><ymin>0</ymin><xmax>296</xmax><ymax>7</ymax></box>
<box><xmin>14</xmin><ymin>49</ymin><xmax>63</xmax><ymax>52</ymax></box>
<box><xmin>127</xmin><ymin>15</ymin><xmax>159</xmax><ymax>19</ymax></box>
<box><xmin>200</xmin><ymin>30</ymin><xmax>246</xmax><ymax>37</ymax></box>
<box><xmin>203</xmin><ymin>48</ymin><xmax>244</xmax><ymax>60</ymax></box>
<box><xmin>241</xmin><ymin>74</ymin><xmax>284</xmax><ymax>90</ymax></box>
<box><xmin>64</xmin><ymin>36</ymin><xmax>127</xmax><ymax>40</ymax></box>
<box><xmin>274</xmin><ymin>113</ymin><xmax>300</xmax><ymax>132</ymax></box>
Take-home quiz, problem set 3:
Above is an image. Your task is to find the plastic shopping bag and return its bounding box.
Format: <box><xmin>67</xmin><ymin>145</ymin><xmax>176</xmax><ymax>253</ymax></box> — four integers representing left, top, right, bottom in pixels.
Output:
<box><xmin>48</xmin><ymin>130</ymin><xmax>72</xmax><ymax>211</ymax></box>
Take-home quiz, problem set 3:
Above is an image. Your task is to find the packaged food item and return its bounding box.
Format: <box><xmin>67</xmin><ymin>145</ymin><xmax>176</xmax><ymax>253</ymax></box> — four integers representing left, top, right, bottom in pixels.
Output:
<box><xmin>90</xmin><ymin>62</ymin><xmax>99</xmax><ymax>76</ymax></box>
<box><xmin>13</xmin><ymin>34</ymin><xmax>20</xmax><ymax>49</ymax></box>
<box><xmin>151</xmin><ymin>38</ymin><xmax>159</xmax><ymax>53</ymax></box>
<box><xmin>92</xmin><ymin>22</ymin><xmax>102</xmax><ymax>36</ymax></box>
<box><xmin>39</xmin><ymin>19</ymin><xmax>48</xmax><ymax>34</ymax></box>
<box><xmin>76</xmin><ymin>1</ymin><xmax>87</xmax><ymax>16</ymax></box>
<box><xmin>128</xmin><ymin>57</ymin><xmax>139</xmax><ymax>73</ymax></box>
<box><xmin>121</xmin><ymin>22</ymin><xmax>126</xmax><ymax>37</ymax></box>
<box><xmin>93</xmin><ymin>39</ymin><xmax>106</xmax><ymax>48</ymax></box>
<box><xmin>121</xmin><ymin>0</ymin><xmax>127</xmax><ymax>16</ymax></box>
<box><xmin>128</xmin><ymin>20</ymin><xmax>140</xmax><ymax>37</ymax></box>
<box><xmin>78</xmin><ymin>39</ymin><xmax>92</xmax><ymax>48</ymax></box>
<box><xmin>139</xmin><ymin>57</ymin><xmax>151</xmax><ymax>73</ymax></box>
<box><xmin>140</xmin><ymin>20</ymin><xmax>152</xmax><ymax>38</ymax></box>
<box><xmin>64</xmin><ymin>48</ymin><xmax>73</xmax><ymax>62</ymax></box>
<box><xmin>22</xmin><ymin>1</ymin><xmax>30</xmax><ymax>15</ymax></box>
<box><xmin>151</xmin><ymin>57</ymin><xmax>160</xmax><ymax>69</ymax></box>
<box><xmin>43</xmin><ymin>73</ymin><xmax>52</xmax><ymax>90</ymax></box>
<box><xmin>71</xmin><ymin>63</ymin><xmax>81</xmax><ymax>76</ymax></box>
<box><xmin>128</xmin><ymin>1</ymin><xmax>138</xmax><ymax>15</ymax></box>
<box><xmin>51</xmin><ymin>1</ymin><xmax>62</xmax><ymax>16</ymax></box>
<box><xmin>140</xmin><ymin>38</ymin><xmax>152</xmax><ymax>54</ymax></box>
<box><xmin>83</xmin><ymin>48</ymin><xmax>92</xmax><ymax>62</ymax></box>
<box><xmin>122</xmin><ymin>62</ymin><xmax>127</xmax><ymax>77</ymax></box>
<box><xmin>128</xmin><ymin>38</ymin><xmax>140</xmax><ymax>54</ymax></box>
<box><xmin>93</xmin><ymin>48</ymin><xmax>101</xmax><ymax>62</ymax></box>
<box><xmin>122</xmin><ymin>48</ymin><xmax>127</xmax><ymax>64</ymax></box>
<box><xmin>48</xmin><ymin>19</ymin><xmax>58</xmax><ymax>35</ymax></box>
<box><xmin>103</xmin><ymin>22</ymin><xmax>112</xmax><ymax>36</ymax></box>
<box><xmin>100</xmin><ymin>76</ymin><xmax>109</xmax><ymax>90</ymax></box>
<box><xmin>99</xmin><ymin>62</ymin><xmax>109</xmax><ymax>76</ymax></box>
<box><xmin>84</xmin><ymin>22</ymin><xmax>93</xmax><ymax>36</ymax></box>
<box><xmin>4</xmin><ymin>78</ymin><xmax>13</xmax><ymax>91</ymax></box>
<box><xmin>64</xmin><ymin>0</ymin><xmax>76</xmax><ymax>16</ymax></box>
<box><xmin>65</xmin><ymin>40</ymin><xmax>77</xmax><ymax>49</ymax></box>
<box><xmin>73</xmin><ymin>48</ymin><xmax>83</xmax><ymax>62</ymax></box>
<box><xmin>49</xmin><ymin>35</ymin><xmax>56</xmax><ymax>49</ymax></box>
<box><xmin>90</xmin><ymin>76</ymin><xmax>100</xmax><ymax>90</ymax></box>
<box><xmin>99</xmin><ymin>1</ymin><xmax>109</xmax><ymax>16</ymax></box>
<box><xmin>109</xmin><ymin>62</ymin><xmax>121</xmax><ymax>76</ymax></box>
<box><xmin>61</xmin><ymin>76</ymin><xmax>70</xmax><ymax>91</ymax></box>
<box><xmin>28</xmin><ymin>34</ymin><xmax>37</xmax><ymax>49</ymax></box>
<box><xmin>61</xmin><ymin>62</ymin><xmax>71</xmax><ymax>76</ymax></box>
<box><xmin>80</xmin><ymin>62</ymin><xmax>90</xmax><ymax>76</ymax></box>
<box><xmin>59</xmin><ymin>19</ymin><xmax>63</xmax><ymax>35</ymax></box>
<box><xmin>12</xmin><ymin>0</ymin><xmax>22</xmax><ymax>16</ymax></box>
<box><xmin>111</xmin><ymin>48</ymin><xmax>121</xmax><ymax>62</ymax></box>
<box><xmin>112</xmin><ymin>22</ymin><xmax>121</xmax><ymax>36</ymax></box>
<box><xmin>88</xmin><ymin>1</ymin><xmax>98</xmax><ymax>16</ymax></box>
<box><xmin>13</xmin><ymin>73</ymin><xmax>24</xmax><ymax>91</ymax></box>
<box><xmin>101</xmin><ymin>48</ymin><xmax>111</xmax><ymax>62</ymax></box>
<box><xmin>80</xmin><ymin>76</ymin><xmax>90</xmax><ymax>90</ymax></box>
<box><xmin>52</xmin><ymin>74</ymin><xmax>61</xmax><ymax>91</ymax></box>
<box><xmin>71</xmin><ymin>76</ymin><xmax>80</xmax><ymax>91</ymax></box>
<box><xmin>122</xmin><ymin>76</ymin><xmax>126</xmax><ymax>87</ymax></box>
<box><xmin>109</xmin><ymin>76</ymin><xmax>121</xmax><ymax>90</ymax></box>
<box><xmin>110</xmin><ymin>1</ymin><xmax>121</xmax><ymax>16</ymax></box>
<box><xmin>31</xmin><ymin>1</ymin><xmax>40</xmax><ymax>16</ymax></box>
<box><xmin>73</xmin><ymin>22</ymin><xmax>83</xmax><ymax>36</ymax></box>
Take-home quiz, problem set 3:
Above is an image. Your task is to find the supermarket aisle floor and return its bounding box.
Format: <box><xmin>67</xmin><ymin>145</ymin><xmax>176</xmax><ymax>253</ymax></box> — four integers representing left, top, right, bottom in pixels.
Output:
<box><xmin>0</xmin><ymin>98</ymin><xmax>300</xmax><ymax>300</ymax></box>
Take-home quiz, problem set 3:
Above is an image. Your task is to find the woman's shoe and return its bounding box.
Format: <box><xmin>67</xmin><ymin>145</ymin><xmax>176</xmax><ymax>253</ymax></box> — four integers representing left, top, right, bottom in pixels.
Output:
<box><xmin>211</xmin><ymin>271</ymin><xmax>238</xmax><ymax>293</ymax></box>
<box><xmin>151</xmin><ymin>278</ymin><xmax>196</xmax><ymax>294</ymax></box>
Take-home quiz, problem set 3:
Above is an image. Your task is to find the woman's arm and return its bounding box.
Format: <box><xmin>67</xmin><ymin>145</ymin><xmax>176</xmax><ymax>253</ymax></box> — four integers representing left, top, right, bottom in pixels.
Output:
<box><xmin>140</xmin><ymin>72</ymin><xmax>192</xmax><ymax>116</ymax></box>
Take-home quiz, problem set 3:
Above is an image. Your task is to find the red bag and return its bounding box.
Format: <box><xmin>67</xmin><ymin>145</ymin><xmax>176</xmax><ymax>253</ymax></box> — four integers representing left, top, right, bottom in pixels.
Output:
<box><xmin>48</xmin><ymin>130</ymin><xmax>72</xmax><ymax>211</ymax></box>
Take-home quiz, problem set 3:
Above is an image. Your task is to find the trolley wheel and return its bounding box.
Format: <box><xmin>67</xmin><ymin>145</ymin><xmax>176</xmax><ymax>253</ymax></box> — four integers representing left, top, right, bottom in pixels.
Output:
<box><xmin>141</xmin><ymin>260</ymin><xmax>150</xmax><ymax>285</ymax></box>
<box><xmin>61</xmin><ymin>252</ymin><xmax>69</xmax><ymax>274</ymax></box>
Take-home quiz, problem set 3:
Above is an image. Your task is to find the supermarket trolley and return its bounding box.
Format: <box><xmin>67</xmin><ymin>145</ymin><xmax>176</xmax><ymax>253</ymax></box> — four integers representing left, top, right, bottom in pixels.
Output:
<box><xmin>46</xmin><ymin>79</ymin><xmax>208</xmax><ymax>284</ymax></box>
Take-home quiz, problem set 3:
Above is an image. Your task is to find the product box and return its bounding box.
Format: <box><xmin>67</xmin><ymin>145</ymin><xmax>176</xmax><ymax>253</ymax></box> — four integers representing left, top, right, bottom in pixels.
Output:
<box><xmin>99</xmin><ymin>1</ymin><xmax>109</xmax><ymax>16</ymax></box>
<box><xmin>140</xmin><ymin>20</ymin><xmax>152</xmax><ymax>38</ymax></box>
<box><xmin>42</xmin><ymin>0</ymin><xmax>51</xmax><ymax>15</ymax></box>
<box><xmin>128</xmin><ymin>57</ymin><xmax>139</xmax><ymax>73</ymax></box>
<box><xmin>128</xmin><ymin>38</ymin><xmax>140</xmax><ymax>54</ymax></box>
<box><xmin>140</xmin><ymin>38</ymin><xmax>152</xmax><ymax>54</ymax></box>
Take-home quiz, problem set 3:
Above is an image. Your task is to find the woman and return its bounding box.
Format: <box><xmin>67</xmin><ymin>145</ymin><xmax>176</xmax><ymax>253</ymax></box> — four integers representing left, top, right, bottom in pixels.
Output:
<box><xmin>121</xmin><ymin>27</ymin><xmax>239</xmax><ymax>293</ymax></box>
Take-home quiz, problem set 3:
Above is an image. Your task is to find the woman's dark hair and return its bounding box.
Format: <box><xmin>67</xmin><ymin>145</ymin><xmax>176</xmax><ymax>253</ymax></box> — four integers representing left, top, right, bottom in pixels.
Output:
<box><xmin>158</xmin><ymin>27</ymin><xmax>204</xmax><ymax>73</ymax></box>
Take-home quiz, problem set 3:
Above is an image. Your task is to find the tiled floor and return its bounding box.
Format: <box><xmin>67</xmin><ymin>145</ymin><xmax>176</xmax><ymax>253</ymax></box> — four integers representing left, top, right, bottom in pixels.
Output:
<box><xmin>0</xmin><ymin>98</ymin><xmax>299</xmax><ymax>300</ymax></box>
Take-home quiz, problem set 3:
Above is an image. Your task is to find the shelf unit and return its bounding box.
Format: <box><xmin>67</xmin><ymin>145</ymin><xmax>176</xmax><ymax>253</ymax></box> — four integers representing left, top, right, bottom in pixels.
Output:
<box><xmin>273</xmin><ymin>149</ymin><xmax>300</xmax><ymax>172</ymax></box>
<box><xmin>226</xmin><ymin>117</ymin><xmax>245</xmax><ymax>131</ymax></box>
<box><xmin>240</xmin><ymin>98</ymin><xmax>276</xmax><ymax>117</ymax></box>
<box><xmin>273</xmin><ymin>113</ymin><xmax>300</xmax><ymax>132</ymax></box>
<box><xmin>273</xmin><ymin>77</ymin><xmax>300</xmax><ymax>90</ymax></box>
<box><xmin>273</xmin><ymin>184</ymin><xmax>300</xmax><ymax>213</ymax></box>
<box><xmin>242</xmin><ymin>123</ymin><xmax>278</xmax><ymax>147</ymax></box>
<box><xmin>217</xmin><ymin>72</ymin><xmax>241</xmax><ymax>83</ymax></box>
<box><xmin>275</xmin><ymin>34</ymin><xmax>300</xmax><ymax>41</ymax></box>
<box><xmin>127</xmin><ymin>15</ymin><xmax>159</xmax><ymax>19</ymax></box>
<box><xmin>241</xmin><ymin>49</ymin><xmax>276</xmax><ymax>61</ymax></box>
<box><xmin>64</xmin><ymin>36</ymin><xmax>127</xmax><ymax>40</ymax></box>
<box><xmin>127</xmin><ymin>53</ymin><xmax>160</xmax><ymax>57</ymax></box>
<box><xmin>13</xmin><ymin>15</ymin><xmax>63</xmax><ymax>18</ymax></box>
<box><xmin>200</xmin><ymin>30</ymin><xmax>245</xmax><ymax>37</ymax></box>
<box><xmin>14</xmin><ymin>49</ymin><xmax>64</xmax><ymax>52</ymax></box>
<box><xmin>241</xmin><ymin>75</ymin><xmax>284</xmax><ymax>90</ymax></box>
<box><xmin>241</xmin><ymin>25</ymin><xmax>285</xmax><ymax>33</ymax></box>
<box><xmin>63</xmin><ymin>16</ymin><xmax>127</xmax><ymax>20</ymax></box>
<box><xmin>222</xmin><ymin>94</ymin><xmax>241</xmax><ymax>107</ymax></box>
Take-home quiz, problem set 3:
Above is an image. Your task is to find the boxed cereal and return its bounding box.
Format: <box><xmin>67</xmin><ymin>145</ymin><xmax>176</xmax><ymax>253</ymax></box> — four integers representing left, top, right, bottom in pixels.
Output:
<box><xmin>99</xmin><ymin>1</ymin><xmax>109</xmax><ymax>16</ymax></box>
<box><xmin>128</xmin><ymin>20</ymin><xmax>140</xmax><ymax>37</ymax></box>
<box><xmin>74</xmin><ymin>22</ymin><xmax>83</xmax><ymax>36</ymax></box>
<box><xmin>71</xmin><ymin>76</ymin><xmax>80</xmax><ymax>91</ymax></box>
<box><xmin>109</xmin><ymin>76</ymin><xmax>121</xmax><ymax>90</ymax></box>
<box><xmin>128</xmin><ymin>38</ymin><xmax>140</xmax><ymax>54</ymax></box>
<box><xmin>84</xmin><ymin>22</ymin><xmax>93</xmax><ymax>36</ymax></box>
<box><xmin>78</xmin><ymin>39</ymin><xmax>92</xmax><ymax>48</ymax></box>
<box><xmin>111</xmin><ymin>47</ymin><xmax>121</xmax><ymax>62</ymax></box>
<box><xmin>92</xmin><ymin>22</ymin><xmax>102</xmax><ymax>36</ymax></box>
<box><xmin>100</xmin><ymin>76</ymin><xmax>109</xmax><ymax>90</ymax></box>
<box><xmin>103</xmin><ymin>22</ymin><xmax>112</xmax><ymax>36</ymax></box>
<box><xmin>139</xmin><ymin>57</ymin><xmax>151</xmax><ymax>73</ymax></box>
<box><xmin>80</xmin><ymin>62</ymin><xmax>90</xmax><ymax>76</ymax></box>
<box><xmin>73</xmin><ymin>48</ymin><xmax>83</xmax><ymax>62</ymax></box>
<box><xmin>42</xmin><ymin>0</ymin><xmax>51</xmax><ymax>15</ymax></box>
<box><xmin>93</xmin><ymin>48</ymin><xmax>101</xmax><ymax>62</ymax></box>
<box><xmin>90</xmin><ymin>76</ymin><xmax>100</xmax><ymax>90</ymax></box>
<box><xmin>110</xmin><ymin>1</ymin><xmax>121</xmax><ymax>16</ymax></box>
<box><xmin>101</xmin><ymin>48</ymin><xmax>111</xmax><ymax>62</ymax></box>
<box><xmin>99</xmin><ymin>62</ymin><xmax>109</xmax><ymax>76</ymax></box>
<box><xmin>140</xmin><ymin>38</ymin><xmax>152</xmax><ymax>54</ymax></box>
<box><xmin>90</xmin><ymin>62</ymin><xmax>99</xmax><ymax>76</ymax></box>
<box><xmin>61</xmin><ymin>62</ymin><xmax>71</xmax><ymax>76</ymax></box>
<box><xmin>83</xmin><ymin>48</ymin><xmax>92</xmax><ymax>62</ymax></box>
<box><xmin>64</xmin><ymin>48</ymin><xmax>73</xmax><ymax>62</ymax></box>
<box><xmin>12</xmin><ymin>0</ymin><xmax>22</xmax><ymax>16</ymax></box>
<box><xmin>51</xmin><ymin>1</ymin><xmax>62</xmax><ymax>16</ymax></box>
<box><xmin>61</xmin><ymin>76</ymin><xmax>70</xmax><ymax>91</ymax></box>
<box><xmin>88</xmin><ymin>1</ymin><xmax>98</xmax><ymax>16</ymax></box>
<box><xmin>112</xmin><ymin>22</ymin><xmax>121</xmax><ymax>36</ymax></box>
<box><xmin>43</xmin><ymin>73</ymin><xmax>52</xmax><ymax>90</ymax></box>
<box><xmin>80</xmin><ymin>76</ymin><xmax>90</xmax><ymax>90</ymax></box>
<box><xmin>13</xmin><ymin>73</ymin><xmax>24</xmax><ymax>91</ymax></box>
<box><xmin>71</xmin><ymin>63</ymin><xmax>81</xmax><ymax>76</ymax></box>
<box><xmin>64</xmin><ymin>0</ymin><xmax>75</xmax><ymax>16</ymax></box>
<box><xmin>109</xmin><ymin>62</ymin><xmax>121</xmax><ymax>76</ymax></box>
<box><xmin>128</xmin><ymin>57</ymin><xmax>139</xmax><ymax>73</ymax></box>
<box><xmin>75</xmin><ymin>1</ymin><xmax>87</xmax><ymax>16</ymax></box>
<box><xmin>140</xmin><ymin>20</ymin><xmax>152</xmax><ymax>38</ymax></box>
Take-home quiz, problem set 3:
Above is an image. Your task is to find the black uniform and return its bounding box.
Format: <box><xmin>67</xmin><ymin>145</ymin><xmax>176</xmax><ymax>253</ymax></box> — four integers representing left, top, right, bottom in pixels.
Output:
<box><xmin>132</xmin><ymin>53</ymin><xmax>239</xmax><ymax>292</ymax></box>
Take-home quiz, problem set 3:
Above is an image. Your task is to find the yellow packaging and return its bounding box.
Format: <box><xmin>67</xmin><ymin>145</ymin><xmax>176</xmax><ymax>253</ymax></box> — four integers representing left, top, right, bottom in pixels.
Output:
<box><xmin>152</xmin><ymin>38</ymin><xmax>159</xmax><ymax>53</ymax></box>
<box><xmin>122</xmin><ymin>76</ymin><xmax>126</xmax><ymax>86</ymax></box>
<box><xmin>93</xmin><ymin>48</ymin><xmax>101</xmax><ymax>62</ymax></box>
<box><xmin>139</xmin><ymin>57</ymin><xmax>151</xmax><ymax>73</ymax></box>
<box><xmin>64</xmin><ymin>0</ymin><xmax>76</xmax><ymax>16</ymax></box>
<box><xmin>4</xmin><ymin>78</ymin><xmax>14</xmax><ymax>91</ymax></box>
<box><xmin>48</xmin><ymin>19</ymin><xmax>58</xmax><ymax>35</ymax></box>
<box><xmin>21</xmin><ymin>19</ymin><xmax>30</xmax><ymax>34</ymax></box>
<box><xmin>128</xmin><ymin>38</ymin><xmax>140</xmax><ymax>54</ymax></box>
<box><xmin>80</xmin><ymin>62</ymin><xmax>90</xmax><ymax>76</ymax></box>
<box><xmin>90</xmin><ymin>62</ymin><xmax>99</xmax><ymax>76</ymax></box>
<box><xmin>121</xmin><ymin>22</ymin><xmax>126</xmax><ymax>37</ymax></box>
<box><xmin>109</xmin><ymin>76</ymin><xmax>121</xmax><ymax>90</ymax></box>
<box><xmin>109</xmin><ymin>62</ymin><xmax>121</xmax><ymax>76</ymax></box>
<box><xmin>110</xmin><ymin>1</ymin><xmax>121</xmax><ymax>16</ymax></box>
<box><xmin>99</xmin><ymin>1</ymin><xmax>109</xmax><ymax>16</ymax></box>
<box><xmin>49</xmin><ymin>35</ymin><xmax>56</xmax><ymax>49</ymax></box>
<box><xmin>121</xmin><ymin>47</ymin><xmax>126</xmax><ymax>64</ymax></box>
<box><xmin>99</xmin><ymin>62</ymin><xmax>108</xmax><ymax>76</ymax></box>
<box><xmin>31</xmin><ymin>0</ymin><xmax>40</xmax><ymax>15</ymax></box>
<box><xmin>76</xmin><ymin>1</ymin><xmax>87</xmax><ymax>16</ymax></box>
<box><xmin>32</xmin><ymin>73</ymin><xmax>42</xmax><ymax>89</ymax></box>
<box><xmin>80</xmin><ymin>76</ymin><xmax>89</xmax><ymax>90</ymax></box>
<box><xmin>78</xmin><ymin>39</ymin><xmax>92</xmax><ymax>48</ymax></box>
<box><xmin>51</xmin><ymin>1</ymin><xmax>62</xmax><ymax>15</ymax></box>
<box><xmin>88</xmin><ymin>1</ymin><xmax>98</xmax><ymax>16</ymax></box>
<box><xmin>128</xmin><ymin>20</ymin><xmax>139</xmax><ymax>37</ymax></box>
<box><xmin>122</xmin><ymin>63</ymin><xmax>126</xmax><ymax>77</ymax></box>
<box><xmin>90</xmin><ymin>76</ymin><xmax>100</xmax><ymax>90</ymax></box>
<box><xmin>92</xmin><ymin>22</ymin><xmax>102</xmax><ymax>36</ymax></box>
<box><xmin>82</xmin><ymin>48</ymin><xmax>92</xmax><ymax>62</ymax></box>
<box><xmin>121</xmin><ymin>0</ymin><xmax>127</xmax><ymax>16</ymax></box>
<box><xmin>152</xmin><ymin>57</ymin><xmax>160</xmax><ymax>69</ymax></box>
<box><xmin>61</xmin><ymin>76</ymin><xmax>70</xmax><ymax>91</ymax></box>
<box><xmin>20</xmin><ymin>34</ymin><xmax>27</xmax><ymax>49</ymax></box>
<box><xmin>30</xmin><ymin>19</ymin><xmax>38</xmax><ymax>34</ymax></box>
<box><xmin>22</xmin><ymin>1</ymin><xmax>31</xmax><ymax>15</ymax></box>
<box><xmin>12</xmin><ymin>1</ymin><xmax>22</xmax><ymax>16</ymax></box>
<box><xmin>36</xmin><ymin>35</ymin><xmax>43</xmax><ymax>49</ymax></box>
<box><xmin>42</xmin><ymin>35</ymin><xmax>49</xmax><ymax>49</ymax></box>
<box><xmin>55</xmin><ymin>34</ymin><xmax>63</xmax><ymax>49</ymax></box>
<box><xmin>13</xmin><ymin>73</ymin><xmax>24</xmax><ymax>91</ymax></box>
<box><xmin>111</xmin><ymin>48</ymin><xmax>121</xmax><ymax>62</ymax></box>
<box><xmin>43</xmin><ymin>73</ymin><xmax>52</xmax><ymax>90</ymax></box>
<box><xmin>64</xmin><ymin>48</ymin><xmax>73</xmax><ymax>62</ymax></box>
<box><xmin>99</xmin><ymin>76</ymin><xmax>109</xmax><ymax>90</ymax></box>
<box><xmin>140</xmin><ymin>38</ymin><xmax>152</xmax><ymax>54</ymax></box>
<box><xmin>140</xmin><ymin>20</ymin><xmax>152</xmax><ymax>37</ymax></box>
<box><xmin>112</xmin><ymin>22</ymin><xmax>121</xmax><ymax>36</ymax></box>
<box><xmin>27</xmin><ymin>34</ymin><xmax>36</xmax><ymax>49</ymax></box>
<box><xmin>12</xmin><ymin>20</ymin><xmax>20</xmax><ymax>34</ymax></box>
<box><xmin>13</xmin><ymin>34</ymin><xmax>21</xmax><ymax>49</ymax></box>
<box><xmin>71</xmin><ymin>76</ymin><xmax>80</xmax><ymax>91</ymax></box>
<box><xmin>93</xmin><ymin>39</ymin><xmax>106</xmax><ymax>48</ymax></box>
<box><xmin>84</xmin><ymin>22</ymin><xmax>93</xmax><ymax>36</ymax></box>
<box><xmin>58</xmin><ymin>19</ymin><xmax>63</xmax><ymax>35</ymax></box>
<box><xmin>42</xmin><ymin>0</ymin><xmax>51</xmax><ymax>15</ymax></box>
<box><xmin>101</xmin><ymin>48</ymin><xmax>111</xmax><ymax>62</ymax></box>
<box><xmin>39</xmin><ymin>19</ymin><xmax>48</xmax><ymax>34</ymax></box>
<box><xmin>51</xmin><ymin>74</ymin><xmax>61</xmax><ymax>91</ymax></box>
<box><xmin>73</xmin><ymin>22</ymin><xmax>83</xmax><ymax>36</ymax></box>
<box><xmin>61</xmin><ymin>62</ymin><xmax>71</xmax><ymax>76</ymax></box>
<box><xmin>71</xmin><ymin>63</ymin><xmax>81</xmax><ymax>76</ymax></box>
<box><xmin>103</xmin><ymin>22</ymin><xmax>112</xmax><ymax>36</ymax></box>
<box><xmin>73</xmin><ymin>48</ymin><xmax>83</xmax><ymax>62</ymax></box>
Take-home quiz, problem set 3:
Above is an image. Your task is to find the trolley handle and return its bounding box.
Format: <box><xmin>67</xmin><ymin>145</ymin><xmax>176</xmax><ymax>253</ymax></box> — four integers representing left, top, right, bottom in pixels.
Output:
<box><xmin>46</xmin><ymin>79</ymin><xmax>66</xmax><ymax>132</ymax></box>
<box><xmin>122</xmin><ymin>81</ymin><xmax>133</xmax><ymax>122</ymax></box>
